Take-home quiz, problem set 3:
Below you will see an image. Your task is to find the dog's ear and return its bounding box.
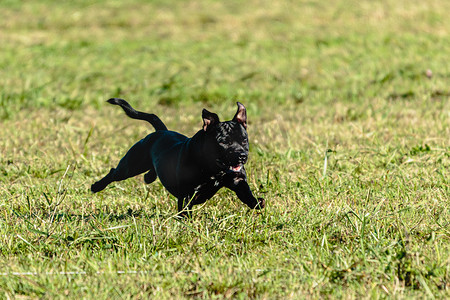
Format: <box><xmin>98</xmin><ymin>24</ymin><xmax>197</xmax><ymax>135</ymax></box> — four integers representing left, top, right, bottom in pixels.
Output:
<box><xmin>232</xmin><ymin>102</ymin><xmax>247</xmax><ymax>129</ymax></box>
<box><xmin>202</xmin><ymin>109</ymin><xmax>220</xmax><ymax>131</ymax></box>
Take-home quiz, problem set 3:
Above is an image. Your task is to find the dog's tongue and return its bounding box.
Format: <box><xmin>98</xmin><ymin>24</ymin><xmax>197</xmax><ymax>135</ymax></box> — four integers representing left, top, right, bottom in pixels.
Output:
<box><xmin>231</xmin><ymin>165</ymin><xmax>242</xmax><ymax>172</ymax></box>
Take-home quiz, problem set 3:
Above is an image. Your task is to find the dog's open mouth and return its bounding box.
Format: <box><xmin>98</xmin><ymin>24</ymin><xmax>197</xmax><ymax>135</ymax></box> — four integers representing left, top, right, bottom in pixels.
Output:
<box><xmin>216</xmin><ymin>159</ymin><xmax>244</xmax><ymax>172</ymax></box>
<box><xmin>230</xmin><ymin>164</ymin><xmax>242</xmax><ymax>172</ymax></box>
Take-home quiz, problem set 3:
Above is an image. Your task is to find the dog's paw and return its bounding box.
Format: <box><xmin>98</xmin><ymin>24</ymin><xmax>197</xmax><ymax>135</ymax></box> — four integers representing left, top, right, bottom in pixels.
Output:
<box><xmin>90</xmin><ymin>182</ymin><xmax>103</xmax><ymax>193</ymax></box>
<box><xmin>254</xmin><ymin>198</ymin><xmax>265</xmax><ymax>209</ymax></box>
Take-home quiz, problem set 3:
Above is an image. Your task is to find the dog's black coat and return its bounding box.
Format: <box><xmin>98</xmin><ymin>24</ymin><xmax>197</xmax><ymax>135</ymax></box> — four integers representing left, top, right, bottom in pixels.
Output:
<box><xmin>91</xmin><ymin>98</ymin><xmax>265</xmax><ymax>215</ymax></box>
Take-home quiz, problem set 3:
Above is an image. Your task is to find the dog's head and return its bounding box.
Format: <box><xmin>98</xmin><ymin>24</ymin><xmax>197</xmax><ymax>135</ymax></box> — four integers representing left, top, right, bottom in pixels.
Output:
<box><xmin>201</xmin><ymin>102</ymin><xmax>249</xmax><ymax>174</ymax></box>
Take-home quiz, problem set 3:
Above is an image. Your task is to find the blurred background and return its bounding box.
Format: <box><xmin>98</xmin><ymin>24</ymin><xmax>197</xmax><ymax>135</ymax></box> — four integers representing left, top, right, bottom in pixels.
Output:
<box><xmin>0</xmin><ymin>0</ymin><xmax>449</xmax><ymax>297</ymax></box>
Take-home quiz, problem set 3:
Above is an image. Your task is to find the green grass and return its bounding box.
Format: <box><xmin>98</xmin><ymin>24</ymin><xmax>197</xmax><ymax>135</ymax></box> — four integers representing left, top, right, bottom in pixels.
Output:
<box><xmin>1</xmin><ymin>0</ymin><xmax>449</xmax><ymax>298</ymax></box>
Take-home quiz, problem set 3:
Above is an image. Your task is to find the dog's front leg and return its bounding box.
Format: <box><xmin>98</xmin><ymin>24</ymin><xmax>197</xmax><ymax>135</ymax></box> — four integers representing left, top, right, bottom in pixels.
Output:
<box><xmin>224</xmin><ymin>175</ymin><xmax>265</xmax><ymax>210</ymax></box>
<box><xmin>177</xmin><ymin>196</ymin><xmax>205</xmax><ymax>218</ymax></box>
<box><xmin>177</xmin><ymin>180</ymin><xmax>224</xmax><ymax>217</ymax></box>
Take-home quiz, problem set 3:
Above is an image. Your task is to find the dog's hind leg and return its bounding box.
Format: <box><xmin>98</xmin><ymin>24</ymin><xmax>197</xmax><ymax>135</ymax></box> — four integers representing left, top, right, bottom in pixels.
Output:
<box><xmin>91</xmin><ymin>139</ymin><xmax>152</xmax><ymax>193</ymax></box>
<box><xmin>91</xmin><ymin>168</ymin><xmax>117</xmax><ymax>193</ymax></box>
<box><xmin>144</xmin><ymin>169</ymin><xmax>157</xmax><ymax>184</ymax></box>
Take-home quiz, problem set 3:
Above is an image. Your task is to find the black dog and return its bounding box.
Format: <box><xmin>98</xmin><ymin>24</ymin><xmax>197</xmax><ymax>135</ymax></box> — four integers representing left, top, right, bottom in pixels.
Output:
<box><xmin>91</xmin><ymin>98</ymin><xmax>265</xmax><ymax>215</ymax></box>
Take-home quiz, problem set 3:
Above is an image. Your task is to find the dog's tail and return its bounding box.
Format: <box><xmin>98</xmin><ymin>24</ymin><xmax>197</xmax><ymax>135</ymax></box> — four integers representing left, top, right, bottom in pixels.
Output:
<box><xmin>107</xmin><ymin>98</ymin><xmax>168</xmax><ymax>131</ymax></box>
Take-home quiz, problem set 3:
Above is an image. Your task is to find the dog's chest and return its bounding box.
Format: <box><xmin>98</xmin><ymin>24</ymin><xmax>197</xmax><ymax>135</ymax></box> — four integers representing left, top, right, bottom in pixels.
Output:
<box><xmin>194</xmin><ymin>172</ymin><xmax>226</xmax><ymax>192</ymax></box>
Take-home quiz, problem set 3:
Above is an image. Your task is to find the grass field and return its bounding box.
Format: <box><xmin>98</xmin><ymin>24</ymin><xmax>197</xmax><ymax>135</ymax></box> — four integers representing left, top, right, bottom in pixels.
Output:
<box><xmin>1</xmin><ymin>0</ymin><xmax>449</xmax><ymax>298</ymax></box>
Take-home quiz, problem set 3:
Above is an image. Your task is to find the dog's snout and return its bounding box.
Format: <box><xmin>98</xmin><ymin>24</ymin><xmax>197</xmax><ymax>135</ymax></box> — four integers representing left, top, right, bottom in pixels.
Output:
<box><xmin>238</xmin><ymin>152</ymin><xmax>248</xmax><ymax>161</ymax></box>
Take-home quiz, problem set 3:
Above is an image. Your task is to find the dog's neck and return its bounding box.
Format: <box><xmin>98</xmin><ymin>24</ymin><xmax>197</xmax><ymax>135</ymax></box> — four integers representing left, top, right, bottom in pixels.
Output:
<box><xmin>187</xmin><ymin>130</ymin><xmax>220</xmax><ymax>175</ymax></box>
